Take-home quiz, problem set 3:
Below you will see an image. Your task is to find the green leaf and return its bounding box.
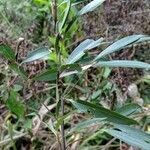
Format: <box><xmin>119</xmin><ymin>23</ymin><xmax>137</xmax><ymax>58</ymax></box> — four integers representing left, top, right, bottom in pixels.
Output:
<box><xmin>33</xmin><ymin>0</ymin><xmax>48</xmax><ymax>5</ymax></box>
<box><xmin>23</xmin><ymin>119</ymin><xmax>32</xmax><ymax>130</ymax></box>
<box><xmin>78</xmin><ymin>0</ymin><xmax>105</xmax><ymax>15</ymax></box>
<box><xmin>136</xmin><ymin>36</ymin><xmax>150</xmax><ymax>43</ymax></box>
<box><xmin>9</xmin><ymin>64</ymin><xmax>27</xmax><ymax>79</ymax></box>
<box><xmin>102</xmin><ymin>67</ymin><xmax>111</xmax><ymax>79</ymax></box>
<box><xmin>66</xmin><ymin>39</ymin><xmax>92</xmax><ymax>64</ymax></box>
<box><xmin>22</xmin><ymin>47</ymin><xmax>51</xmax><ymax>63</ymax></box>
<box><xmin>55</xmin><ymin>111</ymin><xmax>73</xmax><ymax>130</ymax></box>
<box><xmin>91</xmin><ymin>90</ymin><xmax>101</xmax><ymax>99</ymax></box>
<box><xmin>116</xmin><ymin>103</ymin><xmax>141</xmax><ymax>116</ymax></box>
<box><xmin>13</xmin><ymin>84</ymin><xmax>23</xmax><ymax>92</ymax></box>
<box><xmin>114</xmin><ymin>124</ymin><xmax>150</xmax><ymax>142</ymax></box>
<box><xmin>33</xmin><ymin>68</ymin><xmax>57</xmax><ymax>81</ymax></box>
<box><xmin>6</xmin><ymin>91</ymin><xmax>25</xmax><ymax>118</ymax></box>
<box><xmin>94</xmin><ymin>60</ymin><xmax>150</xmax><ymax>69</ymax></box>
<box><xmin>0</xmin><ymin>44</ymin><xmax>15</xmax><ymax>61</ymax></box>
<box><xmin>59</xmin><ymin>0</ymin><xmax>71</xmax><ymax>32</ymax></box>
<box><xmin>43</xmin><ymin>121</ymin><xmax>57</xmax><ymax>136</ymax></box>
<box><xmin>71</xmin><ymin>118</ymin><xmax>106</xmax><ymax>132</ymax></box>
<box><xmin>66</xmin><ymin>38</ymin><xmax>103</xmax><ymax>64</ymax></box>
<box><xmin>71</xmin><ymin>100</ymin><xmax>137</xmax><ymax>125</ymax></box>
<box><xmin>65</xmin><ymin>16</ymin><xmax>77</xmax><ymax>33</ymax></box>
<box><xmin>94</xmin><ymin>35</ymin><xmax>145</xmax><ymax>60</ymax></box>
<box><xmin>106</xmin><ymin>129</ymin><xmax>150</xmax><ymax>150</ymax></box>
<box><xmin>106</xmin><ymin>124</ymin><xmax>150</xmax><ymax>150</ymax></box>
<box><xmin>7</xmin><ymin>120</ymin><xmax>14</xmax><ymax>142</ymax></box>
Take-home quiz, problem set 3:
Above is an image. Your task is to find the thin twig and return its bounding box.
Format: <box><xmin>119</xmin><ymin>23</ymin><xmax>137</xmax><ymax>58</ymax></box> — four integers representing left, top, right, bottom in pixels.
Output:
<box><xmin>66</xmin><ymin>137</ymin><xmax>83</xmax><ymax>149</ymax></box>
<box><xmin>101</xmin><ymin>138</ymin><xmax>116</xmax><ymax>150</ymax></box>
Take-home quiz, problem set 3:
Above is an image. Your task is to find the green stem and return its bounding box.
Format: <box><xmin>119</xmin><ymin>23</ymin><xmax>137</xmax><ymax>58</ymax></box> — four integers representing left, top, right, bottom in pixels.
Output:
<box><xmin>53</xmin><ymin>0</ymin><xmax>57</xmax><ymax>33</ymax></box>
<box><xmin>61</xmin><ymin>98</ymin><xmax>66</xmax><ymax>150</ymax></box>
<box><xmin>52</xmin><ymin>0</ymin><xmax>65</xmax><ymax>149</ymax></box>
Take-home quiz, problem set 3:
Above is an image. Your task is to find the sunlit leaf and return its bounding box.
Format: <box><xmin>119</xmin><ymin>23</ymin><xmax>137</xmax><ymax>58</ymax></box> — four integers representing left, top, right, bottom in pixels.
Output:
<box><xmin>91</xmin><ymin>90</ymin><xmax>101</xmax><ymax>99</ymax></box>
<box><xmin>114</xmin><ymin>124</ymin><xmax>150</xmax><ymax>142</ymax></box>
<box><xmin>102</xmin><ymin>67</ymin><xmax>111</xmax><ymax>79</ymax></box>
<box><xmin>71</xmin><ymin>118</ymin><xmax>106</xmax><ymax>132</ymax></box>
<box><xmin>136</xmin><ymin>36</ymin><xmax>150</xmax><ymax>43</ymax></box>
<box><xmin>13</xmin><ymin>84</ymin><xmax>23</xmax><ymax>92</ymax></box>
<box><xmin>33</xmin><ymin>0</ymin><xmax>48</xmax><ymax>5</ymax></box>
<box><xmin>94</xmin><ymin>35</ymin><xmax>145</xmax><ymax>60</ymax></box>
<box><xmin>66</xmin><ymin>39</ymin><xmax>93</xmax><ymax>64</ymax></box>
<box><xmin>60</xmin><ymin>64</ymin><xmax>93</xmax><ymax>78</ymax></box>
<box><xmin>22</xmin><ymin>47</ymin><xmax>51</xmax><ymax>63</ymax></box>
<box><xmin>59</xmin><ymin>0</ymin><xmax>71</xmax><ymax>32</ymax></box>
<box><xmin>66</xmin><ymin>38</ymin><xmax>103</xmax><ymax>64</ymax></box>
<box><xmin>94</xmin><ymin>60</ymin><xmax>150</xmax><ymax>69</ymax></box>
<box><xmin>106</xmin><ymin>124</ymin><xmax>150</xmax><ymax>150</ymax></box>
<box><xmin>78</xmin><ymin>0</ymin><xmax>105</xmax><ymax>15</ymax></box>
<box><xmin>23</xmin><ymin>119</ymin><xmax>32</xmax><ymax>130</ymax></box>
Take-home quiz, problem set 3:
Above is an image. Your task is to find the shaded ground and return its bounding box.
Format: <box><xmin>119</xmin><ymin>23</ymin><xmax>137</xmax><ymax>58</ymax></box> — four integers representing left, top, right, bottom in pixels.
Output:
<box><xmin>82</xmin><ymin>0</ymin><xmax>150</xmax><ymax>88</ymax></box>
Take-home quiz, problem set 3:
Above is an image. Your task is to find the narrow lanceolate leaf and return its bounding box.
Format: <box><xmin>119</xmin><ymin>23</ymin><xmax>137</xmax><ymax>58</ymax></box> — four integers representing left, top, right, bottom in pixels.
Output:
<box><xmin>0</xmin><ymin>44</ymin><xmax>15</xmax><ymax>61</ymax></box>
<box><xmin>94</xmin><ymin>60</ymin><xmax>150</xmax><ymax>69</ymax></box>
<box><xmin>22</xmin><ymin>47</ymin><xmax>51</xmax><ymax>63</ymax></box>
<box><xmin>78</xmin><ymin>0</ymin><xmax>105</xmax><ymax>15</ymax></box>
<box><xmin>66</xmin><ymin>39</ymin><xmax>93</xmax><ymax>64</ymax></box>
<box><xmin>116</xmin><ymin>103</ymin><xmax>141</xmax><ymax>116</ymax></box>
<box><xmin>136</xmin><ymin>36</ymin><xmax>150</xmax><ymax>43</ymax></box>
<box><xmin>65</xmin><ymin>16</ymin><xmax>77</xmax><ymax>33</ymax></box>
<box><xmin>71</xmin><ymin>100</ymin><xmax>137</xmax><ymax>125</ymax></box>
<box><xmin>60</xmin><ymin>64</ymin><xmax>92</xmax><ymax>78</ymax></box>
<box><xmin>33</xmin><ymin>68</ymin><xmax>57</xmax><ymax>81</ymax></box>
<box><xmin>44</xmin><ymin>121</ymin><xmax>57</xmax><ymax>136</ymax></box>
<box><xmin>106</xmin><ymin>129</ymin><xmax>150</xmax><ymax>150</ymax></box>
<box><xmin>71</xmin><ymin>118</ymin><xmax>106</xmax><ymax>132</ymax></box>
<box><xmin>59</xmin><ymin>0</ymin><xmax>71</xmax><ymax>32</ymax></box>
<box><xmin>106</xmin><ymin>125</ymin><xmax>150</xmax><ymax>150</ymax></box>
<box><xmin>114</xmin><ymin>124</ymin><xmax>150</xmax><ymax>142</ymax></box>
<box><xmin>86</xmin><ymin>38</ymin><xmax>104</xmax><ymax>49</ymax></box>
<box><xmin>66</xmin><ymin>38</ymin><xmax>103</xmax><ymax>64</ymax></box>
<box><xmin>94</xmin><ymin>35</ymin><xmax>145</xmax><ymax>61</ymax></box>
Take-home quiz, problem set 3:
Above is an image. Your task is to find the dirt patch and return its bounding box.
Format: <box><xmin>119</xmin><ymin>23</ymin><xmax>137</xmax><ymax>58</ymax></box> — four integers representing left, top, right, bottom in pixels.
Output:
<box><xmin>82</xmin><ymin>0</ymin><xmax>150</xmax><ymax>88</ymax></box>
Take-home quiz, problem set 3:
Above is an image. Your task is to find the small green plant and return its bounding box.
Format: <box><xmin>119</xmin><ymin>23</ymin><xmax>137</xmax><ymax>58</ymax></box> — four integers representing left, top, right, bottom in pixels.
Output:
<box><xmin>1</xmin><ymin>0</ymin><xmax>150</xmax><ymax>149</ymax></box>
